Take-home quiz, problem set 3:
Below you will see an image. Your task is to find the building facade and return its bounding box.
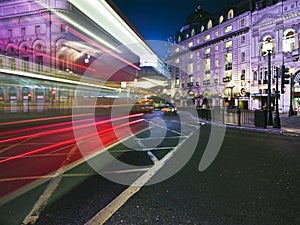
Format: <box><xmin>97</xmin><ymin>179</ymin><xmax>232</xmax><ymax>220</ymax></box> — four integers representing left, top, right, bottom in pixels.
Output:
<box><xmin>168</xmin><ymin>0</ymin><xmax>300</xmax><ymax>113</ymax></box>
<box><xmin>0</xmin><ymin>0</ymin><xmax>167</xmax><ymax>113</ymax></box>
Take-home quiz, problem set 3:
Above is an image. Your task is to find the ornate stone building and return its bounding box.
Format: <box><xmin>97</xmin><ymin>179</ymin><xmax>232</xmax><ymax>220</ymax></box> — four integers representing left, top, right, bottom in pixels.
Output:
<box><xmin>0</xmin><ymin>0</ymin><xmax>167</xmax><ymax>112</ymax></box>
<box><xmin>168</xmin><ymin>0</ymin><xmax>300</xmax><ymax>113</ymax></box>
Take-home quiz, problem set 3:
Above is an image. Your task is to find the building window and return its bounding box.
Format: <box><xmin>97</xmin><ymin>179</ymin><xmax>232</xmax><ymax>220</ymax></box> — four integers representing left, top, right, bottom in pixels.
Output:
<box><xmin>215</xmin><ymin>45</ymin><xmax>219</xmax><ymax>51</ymax></box>
<box><xmin>8</xmin><ymin>29</ymin><xmax>12</xmax><ymax>38</ymax></box>
<box><xmin>241</xmin><ymin>69</ymin><xmax>246</xmax><ymax>80</ymax></box>
<box><xmin>228</xmin><ymin>9</ymin><xmax>234</xmax><ymax>19</ymax></box>
<box><xmin>178</xmin><ymin>35</ymin><xmax>181</xmax><ymax>42</ymax></box>
<box><xmin>283</xmin><ymin>30</ymin><xmax>295</xmax><ymax>52</ymax></box>
<box><xmin>189</xmin><ymin>53</ymin><xmax>193</xmax><ymax>59</ymax></box>
<box><xmin>215</xmin><ymin>30</ymin><xmax>219</xmax><ymax>37</ymax></box>
<box><xmin>204</xmin><ymin>34</ymin><xmax>211</xmax><ymax>41</ymax></box>
<box><xmin>215</xmin><ymin>59</ymin><xmax>219</xmax><ymax>67</ymax></box>
<box><xmin>253</xmin><ymin>71</ymin><xmax>258</xmax><ymax>80</ymax></box>
<box><xmin>241</xmin><ymin>19</ymin><xmax>245</xmax><ymax>27</ymax></box>
<box><xmin>205</xmin><ymin>58</ymin><xmax>210</xmax><ymax>73</ymax></box>
<box><xmin>22</xmin><ymin>57</ymin><xmax>29</xmax><ymax>72</ymax></box>
<box><xmin>36</xmin><ymin>56</ymin><xmax>43</xmax><ymax>72</ymax></box>
<box><xmin>241</xmin><ymin>52</ymin><xmax>246</xmax><ymax>62</ymax></box>
<box><xmin>201</xmin><ymin>25</ymin><xmax>205</xmax><ymax>32</ymax></box>
<box><xmin>225</xmin><ymin>52</ymin><xmax>232</xmax><ymax>71</ymax></box>
<box><xmin>219</xmin><ymin>15</ymin><xmax>224</xmax><ymax>24</ymax></box>
<box><xmin>207</xmin><ymin>20</ymin><xmax>212</xmax><ymax>29</ymax></box>
<box><xmin>241</xmin><ymin>35</ymin><xmax>246</xmax><ymax>44</ymax></box>
<box><xmin>225</xmin><ymin>40</ymin><xmax>232</xmax><ymax>48</ymax></box>
<box><xmin>9</xmin><ymin>58</ymin><xmax>16</xmax><ymax>70</ymax></box>
<box><xmin>188</xmin><ymin>42</ymin><xmax>193</xmax><ymax>48</ymax></box>
<box><xmin>191</xmin><ymin>29</ymin><xmax>195</xmax><ymax>36</ymax></box>
<box><xmin>188</xmin><ymin>63</ymin><xmax>193</xmax><ymax>75</ymax></box>
<box><xmin>35</xmin><ymin>25</ymin><xmax>40</xmax><ymax>35</ymax></box>
<box><xmin>205</xmin><ymin>48</ymin><xmax>210</xmax><ymax>55</ymax></box>
<box><xmin>224</xmin><ymin>25</ymin><xmax>232</xmax><ymax>33</ymax></box>
<box><xmin>189</xmin><ymin>74</ymin><xmax>194</xmax><ymax>83</ymax></box>
<box><xmin>61</xmin><ymin>24</ymin><xmax>68</xmax><ymax>33</ymax></box>
<box><xmin>21</xmin><ymin>27</ymin><xmax>26</xmax><ymax>36</ymax></box>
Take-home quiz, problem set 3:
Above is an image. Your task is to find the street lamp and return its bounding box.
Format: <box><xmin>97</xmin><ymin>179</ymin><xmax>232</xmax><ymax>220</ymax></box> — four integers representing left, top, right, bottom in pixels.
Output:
<box><xmin>265</xmin><ymin>40</ymin><xmax>273</xmax><ymax>126</ymax></box>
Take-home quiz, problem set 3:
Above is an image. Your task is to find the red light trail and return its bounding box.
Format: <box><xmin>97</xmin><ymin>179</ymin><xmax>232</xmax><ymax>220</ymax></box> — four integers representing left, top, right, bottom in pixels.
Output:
<box><xmin>0</xmin><ymin>118</ymin><xmax>144</xmax><ymax>164</ymax></box>
<box><xmin>0</xmin><ymin>113</ymin><xmax>143</xmax><ymax>144</ymax></box>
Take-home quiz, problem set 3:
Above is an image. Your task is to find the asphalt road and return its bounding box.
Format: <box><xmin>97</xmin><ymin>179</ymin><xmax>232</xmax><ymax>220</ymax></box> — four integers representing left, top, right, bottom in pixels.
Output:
<box><xmin>1</xmin><ymin>110</ymin><xmax>299</xmax><ymax>225</ymax></box>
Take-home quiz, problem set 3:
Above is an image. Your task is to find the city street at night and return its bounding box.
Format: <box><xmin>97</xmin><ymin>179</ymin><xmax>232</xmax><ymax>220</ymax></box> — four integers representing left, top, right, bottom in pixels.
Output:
<box><xmin>1</xmin><ymin>110</ymin><xmax>299</xmax><ymax>225</ymax></box>
<box><xmin>0</xmin><ymin>0</ymin><xmax>300</xmax><ymax>224</ymax></box>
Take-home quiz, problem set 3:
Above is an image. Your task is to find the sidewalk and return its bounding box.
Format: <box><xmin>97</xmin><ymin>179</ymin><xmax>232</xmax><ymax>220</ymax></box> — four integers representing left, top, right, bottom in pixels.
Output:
<box><xmin>280</xmin><ymin>114</ymin><xmax>300</xmax><ymax>135</ymax></box>
<box><xmin>196</xmin><ymin>112</ymin><xmax>300</xmax><ymax>136</ymax></box>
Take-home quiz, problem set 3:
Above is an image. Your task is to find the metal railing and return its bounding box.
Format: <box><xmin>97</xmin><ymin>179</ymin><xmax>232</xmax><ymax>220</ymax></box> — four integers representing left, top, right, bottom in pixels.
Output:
<box><xmin>196</xmin><ymin>108</ymin><xmax>255</xmax><ymax>127</ymax></box>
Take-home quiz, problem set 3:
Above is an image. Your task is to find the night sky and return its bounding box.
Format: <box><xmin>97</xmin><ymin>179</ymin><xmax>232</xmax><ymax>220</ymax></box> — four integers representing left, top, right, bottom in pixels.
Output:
<box><xmin>111</xmin><ymin>0</ymin><xmax>237</xmax><ymax>42</ymax></box>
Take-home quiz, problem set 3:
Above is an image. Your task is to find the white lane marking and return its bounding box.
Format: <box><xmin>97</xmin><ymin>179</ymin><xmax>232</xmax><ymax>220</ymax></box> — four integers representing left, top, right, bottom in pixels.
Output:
<box><xmin>147</xmin><ymin>120</ymin><xmax>183</xmax><ymax>136</ymax></box>
<box><xmin>102</xmin><ymin>168</ymin><xmax>150</xmax><ymax>174</ymax></box>
<box><xmin>22</xmin><ymin>145</ymin><xmax>78</xmax><ymax>225</ymax></box>
<box><xmin>84</xmin><ymin>161</ymin><xmax>165</xmax><ymax>225</ymax></box>
<box><xmin>85</xmin><ymin>128</ymin><xmax>198</xmax><ymax>225</ymax></box>
<box><xmin>109</xmin><ymin>146</ymin><xmax>173</xmax><ymax>153</ymax></box>
<box><xmin>132</xmin><ymin>135</ymin><xmax>188</xmax><ymax>140</ymax></box>
<box><xmin>147</xmin><ymin>151</ymin><xmax>159</xmax><ymax>164</ymax></box>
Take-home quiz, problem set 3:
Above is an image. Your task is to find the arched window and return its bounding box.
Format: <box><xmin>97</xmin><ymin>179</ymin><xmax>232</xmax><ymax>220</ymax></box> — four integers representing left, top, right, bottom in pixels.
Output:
<box><xmin>283</xmin><ymin>30</ymin><xmax>295</xmax><ymax>52</ymax></box>
<box><xmin>207</xmin><ymin>20</ymin><xmax>212</xmax><ymax>29</ymax></box>
<box><xmin>228</xmin><ymin>9</ymin><xmax>234</xmax><ymax>19</ymax></box>
<box><xmin>219</xmin><ymin>15</ymin><xmax>224</xmax><ymax>24</ymax></box>
<box><xmin>201</xmin><ymin>25</ymin><xmax>205</xmax><ymax>32</ymax></box>
<box><xmin>191</xmin><ymin>29</ymin><xmax>195</xmax><ymax>36</ymax></box>
<box><xmin>177</xmin><ymin>35</ymin><xmax>181</xmax><ymax>42</ymax></box>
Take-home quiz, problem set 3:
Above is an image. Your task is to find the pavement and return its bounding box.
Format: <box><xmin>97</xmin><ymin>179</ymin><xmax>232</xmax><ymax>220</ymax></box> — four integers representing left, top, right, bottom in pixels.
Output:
<box><xmin>195</xmin><ymin>111</ymin><xmax>300</xmax><ymax>136</ymax></box>
<box><xmin>280</xmin><ymin>114</ymin><xmax>300</xmax><ymax>135</ymax></box>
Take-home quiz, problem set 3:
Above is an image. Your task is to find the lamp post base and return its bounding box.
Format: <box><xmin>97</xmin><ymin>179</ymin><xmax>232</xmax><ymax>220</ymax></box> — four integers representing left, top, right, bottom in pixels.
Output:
<box><xmin>273</xmin><ymin>116</ymin><xmax>281</xmax><ymax>128</ymax></box>
<box><xmin>267</xmin><ymin>111</ymin><xmax>273</xmax><ymax>126</ymax></box>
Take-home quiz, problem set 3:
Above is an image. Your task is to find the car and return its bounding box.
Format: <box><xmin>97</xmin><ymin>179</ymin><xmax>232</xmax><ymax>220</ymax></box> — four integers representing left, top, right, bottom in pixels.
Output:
<box><xmin>161</xmin><ymin>102</ymin><xmax>177</xmax><ymax>115</ymax></box>
<box><xmin>141</xmin><ymin>104</ymin><xmax>153</xmax><ymax>113</ymax></box>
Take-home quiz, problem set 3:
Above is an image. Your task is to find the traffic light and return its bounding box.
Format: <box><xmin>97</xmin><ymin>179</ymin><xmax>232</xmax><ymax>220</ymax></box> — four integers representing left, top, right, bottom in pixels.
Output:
<box><xmin>28</xmin><ymin>93</ymin><xmax>32</xmax><ymax>101</ymax></box>
<box><xmin>281</xmin><ymin>64</ymin><xmax>289</xmax><ymax>94</ymax></box>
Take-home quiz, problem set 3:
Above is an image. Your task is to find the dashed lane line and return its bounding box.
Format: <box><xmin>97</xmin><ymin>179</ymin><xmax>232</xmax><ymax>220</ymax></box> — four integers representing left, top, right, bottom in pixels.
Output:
<box><xmin>85</xmin><ymin>125</ymin><xmax>198</xmax><ymax>225</ymax></box>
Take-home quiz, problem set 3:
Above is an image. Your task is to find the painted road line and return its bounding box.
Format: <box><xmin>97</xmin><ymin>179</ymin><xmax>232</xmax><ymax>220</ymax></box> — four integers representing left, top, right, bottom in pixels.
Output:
<box><xmin>108</xmin><ymin>146</ymin><xmax>173</xmax><ymax>153</ymax></box>
<box><xmin>147</xmin><ymin>151</ymin><xmax>159</xmax><ymax>164</ymax></box>
<box><xmin>102</xmin><ymin>168</ymin><xmax>150</xmax><ymax>174</ymax></box>
<box><xmin>84</xmin><ymin>127</ymin><xmax>198</xmax><ymax>225</ymax></box>
<box><xmin>22</xmin><ymin>145</ymin><xmax>79</xmax><ymax>225</ymax></box>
